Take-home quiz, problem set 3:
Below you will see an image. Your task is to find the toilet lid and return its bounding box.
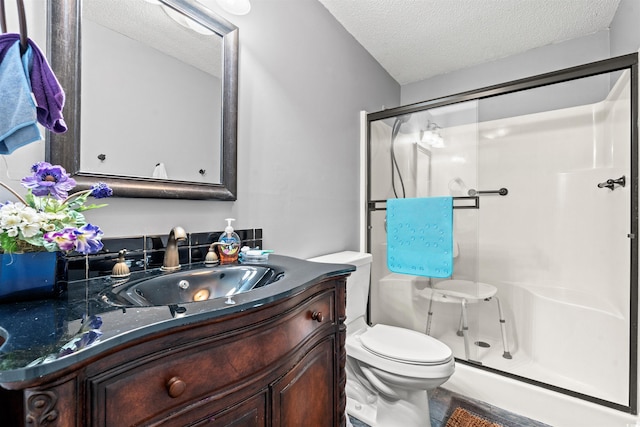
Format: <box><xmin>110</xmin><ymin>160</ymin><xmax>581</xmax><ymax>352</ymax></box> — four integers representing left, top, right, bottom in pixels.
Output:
<box><xmin>360</xmin><ymin>324</ymin><xmax>452</xmax><ymax>365</ymax></box>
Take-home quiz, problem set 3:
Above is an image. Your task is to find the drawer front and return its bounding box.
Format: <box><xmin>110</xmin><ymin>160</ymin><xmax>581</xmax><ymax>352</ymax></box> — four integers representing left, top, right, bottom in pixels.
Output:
<box><xmin>190</xmin><ymin>391</ymin><xmax>267</xmax><ymax>427</ymax></box>
<box><xmin>90</xmin><ymin>290</ymin><xmax>335</xmax><ymax>426</ymax></box>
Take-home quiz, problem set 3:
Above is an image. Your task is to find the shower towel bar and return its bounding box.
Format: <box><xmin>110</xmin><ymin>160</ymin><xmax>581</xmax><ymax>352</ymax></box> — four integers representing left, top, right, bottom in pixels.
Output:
<box><xmin>452</xmin><ymin>196</ymin><xmax>479</xmax><ymax>209</ymax></box>
<box><xmin>369</xmin><ymin>196</ymin><xmax>480</xmax><ymax>211</ymax></box>
<box><xmin>467</xmin><ymin>187</ymin><xmax>508</xmax><ymax>196</ymax></box>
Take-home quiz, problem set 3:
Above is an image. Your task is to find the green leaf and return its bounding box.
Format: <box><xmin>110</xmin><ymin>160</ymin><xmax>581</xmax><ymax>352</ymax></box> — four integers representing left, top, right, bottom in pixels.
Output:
<box><xmin>66</xmin><ymin>210</ymin><xmax>87</xmax><ymax>227</ymax></box>
<box><xmin>42</xmin><ymin>240</ymin><xmax>58</xmax><ymax>252</ymax></box>
<box><xmin>76</xmin><ymin>203</ymin><xmax>108</xmax><ymax>212</ymax></box>
<box><xmin>0</xmin><ymin>233</ymin><xmax>17</xmax><ymax>253</ymax></box>
<box><xmin>22</xmin><ymin>234</ymin><xmax>46</xmax><ymax>248</ymax></box>
<box><xmin>24</xmin><ymin>190</ymin><xmax>36</xmax><ymax>208</ymax></box>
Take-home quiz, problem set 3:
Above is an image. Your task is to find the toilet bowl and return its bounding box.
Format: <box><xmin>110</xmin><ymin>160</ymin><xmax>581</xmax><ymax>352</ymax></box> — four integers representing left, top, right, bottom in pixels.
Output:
<box><xmin>309</xmin><ymin>251</ymin><xmax>455</xmax><ymax>427</ymax></box>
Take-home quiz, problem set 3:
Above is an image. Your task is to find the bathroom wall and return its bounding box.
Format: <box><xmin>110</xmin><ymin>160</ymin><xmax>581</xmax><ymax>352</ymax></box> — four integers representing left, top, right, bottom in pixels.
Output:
<box><xmin>401</xmin><ymin>0</ymin><xmax>640</xmax><ymax>107</ymax></box>
<box><xmin>610</xmin><ymin>0</ymin><xmax>640</xmax><ymax>57</ymax></box>
<box><xmin>1</xmin><ymin>0</ymin><xmax>399</xmax><ymax>259</ymax></box>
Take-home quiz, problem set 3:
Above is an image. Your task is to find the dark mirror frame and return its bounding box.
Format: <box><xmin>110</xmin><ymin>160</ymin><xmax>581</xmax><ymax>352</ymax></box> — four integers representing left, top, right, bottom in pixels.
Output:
<box><xmin>46</xmin><ymin>0</ymin><xmax>238</xmax><ymax>200</ymax></box>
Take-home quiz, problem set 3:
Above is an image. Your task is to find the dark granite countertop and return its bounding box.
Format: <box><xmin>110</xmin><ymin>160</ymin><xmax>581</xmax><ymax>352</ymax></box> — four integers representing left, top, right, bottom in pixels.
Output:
<box><xmin>0</xmin><ymin>255</ymin><xmax>354</xmax><ymax>386</ymax></box>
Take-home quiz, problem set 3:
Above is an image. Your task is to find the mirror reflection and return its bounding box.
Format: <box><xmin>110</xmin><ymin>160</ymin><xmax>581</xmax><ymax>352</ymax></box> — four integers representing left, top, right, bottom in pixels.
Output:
<box><xmin>47</xmin><ymin>0</ymin><xmax>238</xmax><ymax>200</ymax></box>
<box><xmin>81</xmin><ymin>0</ymin><xmax>222</xmax><ymax>183</ymax></box>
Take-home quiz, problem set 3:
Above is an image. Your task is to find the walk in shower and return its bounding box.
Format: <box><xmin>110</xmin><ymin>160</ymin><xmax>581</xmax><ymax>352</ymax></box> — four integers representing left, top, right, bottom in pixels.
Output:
<box><xmin>366</xmin><ymin>54</ymin><xmax>638</xmax><ymax>413</ymax></box>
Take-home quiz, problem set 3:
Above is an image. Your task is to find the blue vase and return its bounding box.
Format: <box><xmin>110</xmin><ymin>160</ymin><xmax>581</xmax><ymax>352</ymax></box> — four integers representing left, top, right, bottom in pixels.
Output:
<box><xmin>0</xmin><ymin>252</ymin><xmax>67</xmax><ymax>302</ymax></box>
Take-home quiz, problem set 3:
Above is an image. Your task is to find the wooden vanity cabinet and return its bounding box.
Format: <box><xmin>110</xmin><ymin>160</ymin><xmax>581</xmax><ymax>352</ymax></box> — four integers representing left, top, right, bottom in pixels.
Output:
<box><xmin>0</xmin><ymin>277</ymin><xmax>347</xmax><ymax>427</ymax></box>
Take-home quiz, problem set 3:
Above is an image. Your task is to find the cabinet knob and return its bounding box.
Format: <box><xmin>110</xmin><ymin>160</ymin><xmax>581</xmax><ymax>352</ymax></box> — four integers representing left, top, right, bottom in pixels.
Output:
<box><xmin>166</xmin><ymin>376</ymin><xmax>186</xmax><ymax>398</ymax></box>
<box><xmin>311</xmin><ymin>311</ymin><xmax>324</xmax><ymax>322</ymax></box>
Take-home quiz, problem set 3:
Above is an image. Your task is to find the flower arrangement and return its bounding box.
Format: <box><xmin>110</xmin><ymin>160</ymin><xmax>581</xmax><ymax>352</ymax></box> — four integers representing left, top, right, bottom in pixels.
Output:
<box><xmin>0</xmin><ymin>162</ymin><xmax>112</xmax><ymax>254</ymax></box>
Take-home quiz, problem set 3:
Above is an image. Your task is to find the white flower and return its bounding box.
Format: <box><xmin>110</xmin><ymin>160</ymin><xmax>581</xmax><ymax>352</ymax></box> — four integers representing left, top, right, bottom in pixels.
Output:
<box><xmin>20</xmin><ymin>223</ymin><xmax>41</xmax><ymax>238</ymax></box>
<box><xmin>18</xmin><ymin>207</ymin><xmax>41</xmax><ymax>224</ymax></box>
<box><xmin>0</xmin><ymin>203</ymin><xmax>45</xmax><ymax>238</ymax></box>
<box><xmin>42</xmin><ymin>223</ymin><xmax>56</xmax><ymax>232</ymax></box>
<box><xmin>3</xmin><ymin>201</ymin><xmax>27</xmax><ymax>214</ymax></box>
<box><xmin>0</xmin><ymin>203</ymin><xmax>18</xmax><ymax>215</ymax></box>
<box><xmin>43</xmin><ymin>211</ymin><xmax>66</xmax><ymax>221</ymax></box>
<box><xmin>1</xmin><ymin>214</ymin><xmax>21</xmax><ymax>228</ymax></box>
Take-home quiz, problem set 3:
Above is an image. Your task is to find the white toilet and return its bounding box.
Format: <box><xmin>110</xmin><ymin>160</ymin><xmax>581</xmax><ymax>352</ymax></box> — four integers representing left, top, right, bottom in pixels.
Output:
<box><xmin>309</xmin><ymin>251</ymin><xmax>455</xmax><ymax>427</ymax></box>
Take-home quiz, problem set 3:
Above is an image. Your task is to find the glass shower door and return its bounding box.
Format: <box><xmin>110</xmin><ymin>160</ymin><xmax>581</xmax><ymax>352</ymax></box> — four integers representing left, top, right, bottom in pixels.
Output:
<box><xmin>367</xmin><ymin>100</ymin><xmax>483</xmax><ymax>361</ymax></box>
<box><xmin>366</xmin><ymin>55</ymin><xmax>637</xmax><ymax>411</ymax></box>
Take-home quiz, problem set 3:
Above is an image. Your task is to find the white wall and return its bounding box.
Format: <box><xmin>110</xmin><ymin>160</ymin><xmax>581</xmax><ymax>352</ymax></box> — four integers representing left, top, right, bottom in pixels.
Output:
<box><xmin>400</xmin><ymin>0</ymin><xmax>640</xmax><ymax>107</ymax></box>
<box><xmin>610</xmin><ymin>0</ymin><xmax>640</xmax><ymax>57</ymax></box>
<box><xmin>400</xmin><ymin>30</ymin><xmax>611</xmax><ymax>106</ymax></box>
<box><xmin>1</xmin><ymin>0</ymin><xmax>399</xmax><ymax>259</ymax></box>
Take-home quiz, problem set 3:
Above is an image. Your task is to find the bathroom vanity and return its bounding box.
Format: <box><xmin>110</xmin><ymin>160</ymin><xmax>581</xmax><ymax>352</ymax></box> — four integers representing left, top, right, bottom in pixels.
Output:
<box><xmin>0</xmin><ymin>256</ymin><xmax>352</xmax><ymax>426</ymax></box>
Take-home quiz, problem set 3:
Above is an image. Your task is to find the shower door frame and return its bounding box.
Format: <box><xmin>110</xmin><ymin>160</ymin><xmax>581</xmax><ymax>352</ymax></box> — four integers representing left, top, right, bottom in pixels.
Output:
<box><xmin>366</xmin><ymin>53</ymin><xmax>639</xmax><ymax>414</ymax></box>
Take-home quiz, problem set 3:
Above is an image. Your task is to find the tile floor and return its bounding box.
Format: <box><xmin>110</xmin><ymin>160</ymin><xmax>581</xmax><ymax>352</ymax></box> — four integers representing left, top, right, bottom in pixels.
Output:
<box><xmin>347</xmin><ymin>387</ymin><xmax>551</xmax><ymax>427</ymax></box>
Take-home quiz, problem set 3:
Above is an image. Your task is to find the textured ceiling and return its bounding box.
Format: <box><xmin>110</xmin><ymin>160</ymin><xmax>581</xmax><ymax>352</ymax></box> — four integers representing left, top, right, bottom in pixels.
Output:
<box><xmin>318</xmin><ymin>0</ymin><xmax>622</xmax><ymax>85</ymax></box>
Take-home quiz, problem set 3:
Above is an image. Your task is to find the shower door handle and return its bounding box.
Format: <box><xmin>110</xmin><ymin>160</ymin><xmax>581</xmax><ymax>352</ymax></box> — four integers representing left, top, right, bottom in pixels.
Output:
<box><xmin>597</xmin><ymin>176</ymin><xmax>625</xmax><ymax>190</ymax></box>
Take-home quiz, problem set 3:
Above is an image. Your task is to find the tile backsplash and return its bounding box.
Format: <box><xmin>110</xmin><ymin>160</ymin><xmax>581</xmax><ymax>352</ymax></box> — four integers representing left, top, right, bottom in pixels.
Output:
<box><xmin>65</xmin><ymin>228</ymin><xmax>263</xmax><ymax>282</ymax></box>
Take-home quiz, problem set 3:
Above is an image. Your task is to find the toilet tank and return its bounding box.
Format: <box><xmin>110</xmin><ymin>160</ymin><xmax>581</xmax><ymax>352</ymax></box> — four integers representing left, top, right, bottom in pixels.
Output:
<box><xmin>308</xmin><ymin>251</ymin><xmax>372</xmax><ymax>325</ymax></box>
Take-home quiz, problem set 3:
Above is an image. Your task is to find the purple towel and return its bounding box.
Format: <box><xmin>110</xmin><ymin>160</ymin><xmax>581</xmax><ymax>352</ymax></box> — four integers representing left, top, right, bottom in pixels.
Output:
<box><xmin>0</xmin><ymin>33</ymin><xmax>67</xmax><ymax>133</ymax></box>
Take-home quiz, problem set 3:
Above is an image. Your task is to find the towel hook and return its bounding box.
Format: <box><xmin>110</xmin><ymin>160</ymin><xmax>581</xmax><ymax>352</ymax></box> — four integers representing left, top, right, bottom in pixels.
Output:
<box><xmin>0</xmin><ymin>0</ymin><xmax>6</xmax><ymax>34</ymax></box>
<box><xmin>0</xmin><ymin>0</ymin><xmax>28</xmax><ymax>55</ymax></box>
<box><xmin>16</xmin><ymin>0</ymin><xmax>27</xmax><ymax>54</ymax></box>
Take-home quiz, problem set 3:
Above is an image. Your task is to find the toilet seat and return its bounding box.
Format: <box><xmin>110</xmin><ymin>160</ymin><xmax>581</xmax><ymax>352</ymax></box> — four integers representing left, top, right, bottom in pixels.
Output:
<box><xmin>359</xmin><ymin>324</ymin><xmax>452</xmax><ymax>365</ymax></box>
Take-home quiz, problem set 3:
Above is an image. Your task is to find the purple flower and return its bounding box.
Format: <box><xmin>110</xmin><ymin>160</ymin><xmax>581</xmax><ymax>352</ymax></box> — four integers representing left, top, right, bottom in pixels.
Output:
<box><xmin>80</xmin><ymin>314</ymin><xmax>103</xmax><ymax>332</ymax></box>
<box><xmin>77</xmin><ymin>329</ymin><xmax>102</xmax><ymax>348</ymax></box>
<box><xmin>43</xmin><ymin>227</ymin><xmax>77</xmax><ymax>251</ymax></box>
<box><xmin>90</xmin><ymin>182</ymin><xmax>113</xmax><ymax>199</ymax></box>
<box><xmin>74</xmin><ymin>223</ymin><xmax>104</xmax><ymax>254</ymax></box>
<box><xmin>21</xmin><ymin>162</ymin><xmax>77</xmax><ymax>199</ymax></box>
<box><xmin>57</xmin><ymin>329</ymin><xmax>103</xmax><ymax>358</ymax></box>
<box><xmin>55</xmin><ymin>314</ymin><xmax>103</xmax><ymax>359</ymax></box>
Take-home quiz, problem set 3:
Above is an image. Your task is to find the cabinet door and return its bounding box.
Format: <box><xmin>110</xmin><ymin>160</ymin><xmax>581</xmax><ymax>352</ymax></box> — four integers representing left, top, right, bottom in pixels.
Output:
<box><xmin>189</xmin><ymin>392</ymin><xmax>267</xmax><ymax>427</ymax></box>
<box><xmin>271</xmin><ymin>338</ymin><xmax>336</xmax><ymax>427</ymax></box>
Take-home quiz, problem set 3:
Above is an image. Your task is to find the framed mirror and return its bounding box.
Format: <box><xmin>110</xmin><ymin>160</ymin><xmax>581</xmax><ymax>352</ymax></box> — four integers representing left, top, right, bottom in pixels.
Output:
<box><xmin>46</xmin><ymin>0</ymin><xmax>238</xmax><ymax>200</ymax></box>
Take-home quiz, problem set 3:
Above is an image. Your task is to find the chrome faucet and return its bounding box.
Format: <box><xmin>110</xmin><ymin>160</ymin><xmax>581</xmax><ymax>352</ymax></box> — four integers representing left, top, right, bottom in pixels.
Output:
<box><xmin>161</xmin><ymin>226</ymin><xmax>187</xmax><ymax>271</ymax></box>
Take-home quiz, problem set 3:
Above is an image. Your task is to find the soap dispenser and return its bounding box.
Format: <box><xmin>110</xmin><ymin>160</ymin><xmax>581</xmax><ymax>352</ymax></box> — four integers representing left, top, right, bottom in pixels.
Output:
<box><xmin>218</xmin><ymin>218</ymin><xmax>240</xmax><ymax>264</ymax></box>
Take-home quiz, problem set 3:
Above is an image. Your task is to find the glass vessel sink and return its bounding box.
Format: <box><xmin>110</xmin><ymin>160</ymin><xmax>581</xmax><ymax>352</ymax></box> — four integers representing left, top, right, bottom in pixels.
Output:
<box><xmin>100</xmin><ymin>264</ymin><xmax>282</xmax><ymax>307</ymax></box>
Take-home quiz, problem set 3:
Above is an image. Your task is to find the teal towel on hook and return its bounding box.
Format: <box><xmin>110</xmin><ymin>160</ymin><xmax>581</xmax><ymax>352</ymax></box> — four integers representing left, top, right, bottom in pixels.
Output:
<box><xmin>387</xmin><ymin>197</ymin><xmax>454</xmax><ymax>278</ymax></box>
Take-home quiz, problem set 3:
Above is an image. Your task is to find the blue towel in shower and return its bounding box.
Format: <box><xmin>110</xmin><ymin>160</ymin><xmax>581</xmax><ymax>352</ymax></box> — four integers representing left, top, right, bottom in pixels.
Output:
<box><xmin>0</xmin><ymin>41</ymin><xmax>41</xmax><ymax>154</ymax></box>
<box><xmin>387</xmin><ymin>197</ymin><xmax>453</xmax><ymax>278</ymax></box>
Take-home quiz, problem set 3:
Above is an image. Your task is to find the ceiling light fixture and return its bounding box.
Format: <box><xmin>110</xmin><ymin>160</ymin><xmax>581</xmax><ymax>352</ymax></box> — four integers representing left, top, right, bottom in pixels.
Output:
<box><xmin>161</xmin><ymin>4</ymin><xmax>214</xmax><ymax>35</ymax></box>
